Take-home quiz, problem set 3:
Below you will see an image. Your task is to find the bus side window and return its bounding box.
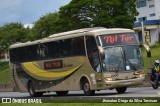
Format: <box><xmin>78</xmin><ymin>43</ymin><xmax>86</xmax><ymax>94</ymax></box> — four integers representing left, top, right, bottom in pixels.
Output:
<box><xmin>37</xmin><ymin>44</ymin><xmax>48</xmax><ymax>59</ymax></box>
<box><xmin>86</xmin><ymin>36</ymin><xmax>101</xmax><ymax>72</ymax></box>
<box><xmin>17</xmin><ymin>47</ymin><xmax>26</xmax><ymax>62</ymax></box>
<box><xmin>72</xmin><ymin>37</ymin><xmax>85</xmax><ymax>56</ymax></box>
<box><xmin>60</xmin><ymin>39</ymin><xmax>72</xmax><ymax>57</ymax></box>
<box><xmin>9</xmin><ymin>49</ymin><xmax>17</xmax><ymax>63</ymax></box>
<box><xmin>48</xmin><ymin>41</ymin><xmax>60</xmax><ymax>58</ymax></box>
<box><xmin>11</xmin><ymin>47</ymin><xmax>26</xmax><ymax>63</ymax></box>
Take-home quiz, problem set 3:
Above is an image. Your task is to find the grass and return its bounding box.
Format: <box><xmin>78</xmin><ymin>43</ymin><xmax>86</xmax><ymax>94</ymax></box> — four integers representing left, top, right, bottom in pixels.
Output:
<box><xmin>142</xmin><ymin>45</ymin><xmax>160</xmax><ymax>73</ymax></box>
<box><xmin>0</xmin><ymin>61</ymin><xmax>10</xmax><ymax>84</ymax></box>
<box><xmin>0</xmin><ymin>61</ymin><xmax>9</xmax><ymax>72</ymax></box>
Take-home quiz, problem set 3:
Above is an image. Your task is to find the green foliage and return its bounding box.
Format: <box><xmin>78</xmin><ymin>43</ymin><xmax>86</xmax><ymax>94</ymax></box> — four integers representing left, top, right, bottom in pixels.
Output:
<box><xmin>0</xmin><ymin>23</ymin><xmax>31</xmax><ymax>52</ymax></box>
<box><xmin>0</xmin><ymin>61</ymin><xmax>10</xmax><ymax>84</ymax></box>
<box><xmin>32</xmin><ymin>0</ymin><xmax>138</xmax><ymax>35</ymax></box>
<box><xmin>142</xmin><ymin>45</ymin><xmax>160</xmax><ymax>73</ymax></box>
<box><xmin>59</xmin><ymin>0</ymin><xmax>138</xmax><ymax>31</ymax></box>
<box><xmin>0</xmin><ymin>61</ymin><xmax>9</xmax><ymax>72</ymax></box>
<box><xmin>32</xmin><ymin>12</ymin><xmax>60</xmax><ymax>40</ymax></box>
<box><xmin>0</xmin><ymin>0</ymin><xmax>139</xmax><ymax>52</ymax></box>
<box><xmin>150</xmin><ymin>41</ymin><xmax>160</xmax><ymax>48</ymax></box>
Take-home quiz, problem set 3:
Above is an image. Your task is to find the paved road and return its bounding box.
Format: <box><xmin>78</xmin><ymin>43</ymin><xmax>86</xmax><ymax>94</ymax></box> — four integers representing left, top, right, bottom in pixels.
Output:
<box><xmin>0</xmin><ymin>87</ymin><xmax>160</xmax><ymax>98</ymax></box>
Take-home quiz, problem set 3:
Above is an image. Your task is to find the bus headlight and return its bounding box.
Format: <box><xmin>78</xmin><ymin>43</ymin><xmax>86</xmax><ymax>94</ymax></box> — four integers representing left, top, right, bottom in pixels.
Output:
<box><xmin>105</xmin><ymin>78</ymin><xmax>113</xmax><ymax>81</ymax></box>
<box><xmin>137</xmin><ymin>74</ymin><xmax>145</xmax><ymax>78</ymax></box>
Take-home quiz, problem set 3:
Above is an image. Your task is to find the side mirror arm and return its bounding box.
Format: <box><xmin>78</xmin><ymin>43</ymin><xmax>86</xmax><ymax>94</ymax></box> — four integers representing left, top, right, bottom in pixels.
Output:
<box><xmin>98</xmin><ymin>46</ymin><xmax>105</xmax><ymax>59</ymax></box>
<box><xmin>143</xmin><ymin>44</ymin><xmax>151</xmax><ymax>57</ymax></box>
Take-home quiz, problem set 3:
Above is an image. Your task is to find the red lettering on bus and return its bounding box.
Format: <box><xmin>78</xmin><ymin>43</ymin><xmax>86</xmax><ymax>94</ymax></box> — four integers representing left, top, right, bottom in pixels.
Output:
<box><xmin>45</xmin><ymin>63</ymin><xmax>52</xmax><ymax>68</ymax></box>
<box><xmin>120</xmin><ymin>34</ymin><xmax>134</xmax><ymax>43</ymax></box>
<box><xmin>57</xmin><ymin>62</ymin><xmax>61</xmax><ymax>67</ymax></box>
<box><xmin>44</xmin><ymin>60</ymin><xmax>63</xmax><ymax>70</ymax></box>
<box><xmin>52</xmin><ymin>62</ymin><xmax>61</xmax><ymax>68</ymax></box>
<box><xmin>105</xmin><ymin>35</ymin><xmax>118</xmax><ymax>44</ymax></box>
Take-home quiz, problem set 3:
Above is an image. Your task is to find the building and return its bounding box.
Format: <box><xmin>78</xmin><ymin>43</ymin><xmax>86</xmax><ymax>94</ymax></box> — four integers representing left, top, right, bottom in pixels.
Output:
<box><xmin>134</xmin><ymin>0</ymin><xmax>160</xmax><ymax>45</ymax></box>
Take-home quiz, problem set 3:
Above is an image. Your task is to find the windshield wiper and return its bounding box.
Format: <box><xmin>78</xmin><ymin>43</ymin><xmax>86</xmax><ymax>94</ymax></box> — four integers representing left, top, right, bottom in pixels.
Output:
<box><xmin>126</xmin><ymin>59</ymin><xmax>137</xmax><ymax>71</ymax></box>
<box><xmin>122</xmin><ymin>48</ymin><xmax>137</xmax><ymax>71</ymax></box>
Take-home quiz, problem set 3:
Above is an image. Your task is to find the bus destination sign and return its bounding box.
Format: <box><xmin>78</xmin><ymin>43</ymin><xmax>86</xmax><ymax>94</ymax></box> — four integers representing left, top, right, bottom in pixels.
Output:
<box><xmin>44</xmin><ymin>60</ymin><xmax>63</xmax><ymax>70</ymax></box>
<box><xmin>99</xmin><ymin>33</ymin><xmax>138</xmax><ymax>46</ymax></box>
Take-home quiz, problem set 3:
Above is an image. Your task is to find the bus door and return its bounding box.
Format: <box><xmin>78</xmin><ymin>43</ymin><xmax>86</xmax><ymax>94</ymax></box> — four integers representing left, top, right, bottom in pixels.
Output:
<box><xmin>86</xmin><ymin>36</ymin><xmax>103</xmax><ymax>88</ymax></box>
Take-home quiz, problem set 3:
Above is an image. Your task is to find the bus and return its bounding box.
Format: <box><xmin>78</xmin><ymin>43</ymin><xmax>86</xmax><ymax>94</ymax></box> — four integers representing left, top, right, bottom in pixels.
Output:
<box><xmin>9</xmin><ymin>27</ymin><xmax>150</xmax><ymax>97</ymax></box>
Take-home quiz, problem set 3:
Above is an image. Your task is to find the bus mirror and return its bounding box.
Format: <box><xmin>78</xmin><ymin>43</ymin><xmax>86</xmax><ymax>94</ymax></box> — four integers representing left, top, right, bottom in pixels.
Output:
<box><xmin>147</xmin><ymin>51</ymin><xmax>151</xmax><ymax>57</ymax></box>
<box><xmin>98</xmin><ymin>46</ymin><xmax>105</xmax><ymax>59</ymax></box>
<box><xmin>143</xmin><ymin>44</ymin><xmax>151</xmax><ymax>57</ymax></box>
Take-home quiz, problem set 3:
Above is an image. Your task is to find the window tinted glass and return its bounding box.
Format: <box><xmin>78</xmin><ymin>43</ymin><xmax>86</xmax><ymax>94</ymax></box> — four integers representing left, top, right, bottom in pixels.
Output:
<box><xmin>48</xmin><ymin>41</ymin><xmax>60</xmax><ymax>58</ymax></box>
<box><xmin>37</xmin><ymin>44</ymin><xmax>48</xmax><ymax>59</ymax></box>
<box><xmin>9</xmin><ymin>49</ymin><xmax>17</xmax><ymax>63</ymax></box>
<box><xmin>86</xmin><ymin>36</ymin><xmax>101</xmax><ymax>72</ymax></box>
<box><xmin>26</xmin><ymin>45</ymin><xmax>38</xmax><ymax>61</ymax></box>
<box><xmin>60</xmin><ymin>39</ymin><xmax>72</xmax><ymax>57</ymax></box>
<box><xmin>72</xmin><ymin>37</ymin><xmax>85</xmax><ymax>56</ymax></box>
<box><xmin>17</xmin><ymin>47</ymin><xmax>26</xmax><ymax>62</ymax></box>
<box><xmin>9</xmin><ymin>36</ymin><xmax>86</xmax><ymax>62</ymax></box>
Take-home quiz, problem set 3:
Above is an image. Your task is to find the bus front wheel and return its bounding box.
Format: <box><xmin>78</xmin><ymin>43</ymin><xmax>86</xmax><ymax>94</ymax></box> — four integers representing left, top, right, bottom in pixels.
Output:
<box><xmin>82</xmin><ymin>79</ymin><xmax>95</xmax><ymax>96</ymax></box>
<box><xmin>116</xmin><ymin>87</ymin><xmax>127</xmax><ymax>94</ymax></box>
<box><xmin>28</xmin><ymin>82</ymin><xmax>43</xmax><ymax>97</ymax></box>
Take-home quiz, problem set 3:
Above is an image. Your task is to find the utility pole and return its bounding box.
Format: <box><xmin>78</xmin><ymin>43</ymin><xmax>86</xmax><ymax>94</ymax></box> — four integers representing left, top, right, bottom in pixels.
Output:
<box><xmin>141</xmin><ymin>21</ymin><xmax>145</xmax><ymax>44</ymax></box>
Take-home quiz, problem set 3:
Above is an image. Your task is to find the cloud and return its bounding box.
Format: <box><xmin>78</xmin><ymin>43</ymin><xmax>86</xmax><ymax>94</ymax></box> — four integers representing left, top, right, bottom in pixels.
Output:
<box><xmin>0</xmin><ymin>0</ymin><xmax>71</xmax><ymax>26</ymax></box>
<box><xmin>23</xmin><ymin>24</ymin><xmax>34</xmax><ymax>28</ymax></box>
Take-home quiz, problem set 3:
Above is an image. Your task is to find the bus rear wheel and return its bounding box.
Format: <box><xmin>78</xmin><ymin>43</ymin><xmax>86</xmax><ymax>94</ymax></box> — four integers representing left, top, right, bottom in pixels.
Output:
<box><xmin>28</xmin><ymin>82</ymin><xmax>43</xmax><ymax>97</ymax></box>
<box><xmin>56</xmin><ymin>91</ymin><xmax>69</xmax><ymax>96</ymax></box>
<box><xmin>116</xmin><ymin>87</ymin><xmax>127</xmax><ymax>94</ymax></box>
<box><xmin>82</xmin><ymin>79</ymin><xmax>95</xmax><ymax>96</ymax></box>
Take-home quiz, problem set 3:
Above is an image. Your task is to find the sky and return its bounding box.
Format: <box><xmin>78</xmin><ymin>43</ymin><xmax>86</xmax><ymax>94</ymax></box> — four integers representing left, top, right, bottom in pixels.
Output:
<box><xmin>0</xmin><ymin>0</ymin><xmax>71</xmax><ymax>26</ymax></box>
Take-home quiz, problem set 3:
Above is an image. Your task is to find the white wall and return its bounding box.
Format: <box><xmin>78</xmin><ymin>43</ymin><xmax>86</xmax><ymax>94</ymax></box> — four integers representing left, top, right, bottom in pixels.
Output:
<box><xmin>135</xmin><ymin>0</ymin><xmax>160</xmax><ymax>46</ymax></box>
<box><xmin>134</xmin><ymin>27</ymin><xmax>159</xmax><ymax>45</ymax></box>
<box><xmin>136</xmin><ymin>0</ymin><xmax>160</xmax><ymax>21</ymax></box>
<box><xmin>155</xmin><ymin>0</ymin><xmax>160</xmax><ymax>19</ymax></box>
<box><xmin>150</xmin><ymin>28</ymin><xmax>158</xmax><ymax>45</ymax></box>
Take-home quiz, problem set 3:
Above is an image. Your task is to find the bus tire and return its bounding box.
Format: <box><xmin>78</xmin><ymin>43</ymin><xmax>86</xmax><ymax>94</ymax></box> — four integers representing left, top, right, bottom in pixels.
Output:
<box><xmin>28</xmin><ymin>82</ymin><xmax>43</xmax><ymax>97</ymax></box>
<box><xmin>82</xmin><ymin>79</ymin><xmax>95</xmax><ymax>96</ymax></box>
<box><xmin>116</xmin><ymin>87</ymin><xmax>127</xmax><ymax>94</ymax></box>
<box><xmin>36</xmin><ymin>92</ymin><xmax>43</xmax><ymax>97</ymax></box>
<box><xmin>56</xmin><ymin>91</ymin><xmax>69</xmax><ymax>96</ymax></box>
<box><xmin>152</xmin><ymin>83</ymin><xmax>158</xmax><ymax>89</ymax></box>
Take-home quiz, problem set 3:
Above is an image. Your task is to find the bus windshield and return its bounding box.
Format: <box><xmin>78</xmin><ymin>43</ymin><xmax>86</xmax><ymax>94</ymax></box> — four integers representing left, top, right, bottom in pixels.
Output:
<box><xmin>123</xmin><ymin>45</ymin><xmax>143</xmax><ymax>70</ymax></box>
<box><xmin>104</xmin><ymin>47</ymin><xmax>125</xmax><ymax>72</ymax></box>
<box><xmin>103</xmin><ymin>46</ymin><xmax>143</xmax><ymax>72</ymax></box>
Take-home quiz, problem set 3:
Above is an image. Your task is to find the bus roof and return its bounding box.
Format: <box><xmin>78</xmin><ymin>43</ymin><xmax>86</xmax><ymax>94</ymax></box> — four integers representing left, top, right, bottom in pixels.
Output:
<box><xmin>9</xmin><ymin>27</ymin><xmax>134</xmax><ymax>49</ymax></box>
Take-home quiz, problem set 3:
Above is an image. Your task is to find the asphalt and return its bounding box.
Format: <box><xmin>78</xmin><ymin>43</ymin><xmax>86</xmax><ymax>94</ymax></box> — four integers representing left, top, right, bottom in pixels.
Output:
<box><xmin>0</xmin><ymin>87</ymin><xmax>160</xmax><ymax>98</ymax></box>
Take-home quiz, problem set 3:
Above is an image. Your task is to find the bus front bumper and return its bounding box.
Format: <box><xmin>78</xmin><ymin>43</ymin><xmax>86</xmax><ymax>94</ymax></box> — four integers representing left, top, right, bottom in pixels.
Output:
<box><xmin>103</xmin><ymin>76</ymin><xmax>145</xmax><ymax>89</ymax></box>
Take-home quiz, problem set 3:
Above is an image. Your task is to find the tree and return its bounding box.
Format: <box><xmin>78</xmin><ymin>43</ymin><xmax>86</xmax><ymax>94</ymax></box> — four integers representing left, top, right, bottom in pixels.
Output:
<box><xmin>0</xmin><ymin>23</ymin><xmax>31</xmax><ymax>52</ymax></box>
<box><xmin>26</xmin><ymin>0</ymin><xmax>138</xmax><ymax>40</ymax></box>
<box><xmin>32</xmin><ymin>12</ymin><xmax>60</xmax><ymax>40</ymax></box>
<box><xmin>59</xmin><ymin>0</ymin><xmax>138</xmax><ymax>30</ymax></box>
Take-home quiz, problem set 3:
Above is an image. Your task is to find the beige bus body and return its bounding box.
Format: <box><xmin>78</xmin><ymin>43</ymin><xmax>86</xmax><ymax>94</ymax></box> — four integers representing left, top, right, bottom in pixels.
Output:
<box><xmin>9</xmin><ymin>27</ymin><xmax>145</xmax><ymax>96</ymax></box>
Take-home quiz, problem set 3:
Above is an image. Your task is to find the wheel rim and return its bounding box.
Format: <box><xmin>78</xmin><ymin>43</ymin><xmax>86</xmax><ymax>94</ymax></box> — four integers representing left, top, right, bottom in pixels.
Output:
<box><xmin>29</xmin><ymin>84</ymin><xmax>34</xmax><ymax>96</ymax></box>
<box><xmin>84</xmin><ymin>83</ymin><xmax>89</xmax><ymax>91</ymax></box>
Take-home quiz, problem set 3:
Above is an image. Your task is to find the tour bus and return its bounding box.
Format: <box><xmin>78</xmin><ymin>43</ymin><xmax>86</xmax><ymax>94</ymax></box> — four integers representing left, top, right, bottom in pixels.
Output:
<box><xmin>9</xmin><ymin>27</ymin><xmax>150</xmax><ymax>97</ymax></box>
